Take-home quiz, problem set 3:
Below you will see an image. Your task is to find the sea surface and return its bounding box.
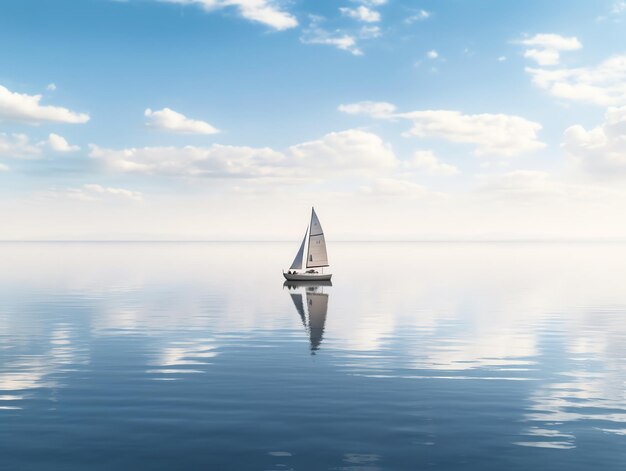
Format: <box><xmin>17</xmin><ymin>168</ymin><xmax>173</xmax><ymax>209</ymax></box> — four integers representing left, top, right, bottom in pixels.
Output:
<box><xmin>1</xmin><ymin>242</ymin><xmax>625</xmax><ymax>470</ymax></box>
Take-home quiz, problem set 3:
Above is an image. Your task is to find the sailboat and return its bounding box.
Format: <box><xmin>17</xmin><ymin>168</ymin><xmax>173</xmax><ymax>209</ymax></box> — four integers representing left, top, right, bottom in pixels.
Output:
<box><xmin>283</xmin><ymin>207</ymin><xmax>332</xmax><ymax>281</ymax></box>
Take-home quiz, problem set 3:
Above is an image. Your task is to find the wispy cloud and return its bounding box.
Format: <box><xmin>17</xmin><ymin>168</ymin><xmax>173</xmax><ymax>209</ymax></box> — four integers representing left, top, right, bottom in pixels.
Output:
<box><xmin>360</xmin><ymin>178</ymin><xmax>430</xmax><ymax>198</ymax></box>
<box><xmin>0</xmin><ymin>133</ymin><xmax>42</xmax><ymax>159</ymax></box>
<box><xmin>300</xmin><ymin>11</ymin><xmax>385</xmax><ymax>56</ymax></box>
<box><xmin>159</xmin><ymin>0</ymin><xmax>297</xmax><ymax>30</ymax></box>
<box><xmin>338</xmin><ymin>101</ymin><xmax>396</xmax><ymax>117</ymax></box>
<box><xmin>597</xmin><ymin>1</ymin><xmax>626</xmax><ymax>21</ymax></box>
<box><xmin>405</xmin><ymin>9</ymin><xmax>430</xmax><ymax>23</ymax></box>
<box><xmin>301</xmin><ymin>17</ymin><xmax>363</xmax><ymax>55</ymax></box>
<box><xmin>90</xmin><ymin>129</ymin><xmax>397</xmax><ymax>180</ymax></box>
<box><xmin>355</xmin><ymin>0</ymin><xmax>387</xmax><ymax>5</ymax></box>
<box><xmin>46</xmin><ymin>184</ymin><xmax>143</xmax><ymax>203</ymax></box>
<box><xmin>340</xmin><ymin>5</ymin><xmax>381</xmax><ymax>23</ymax></box>
<box><xmin>0</xmin><ymin>132</ymin><xmax>80</xmax><ymax>160</ymax></box>
<box><xmin>518</xmin><ymin>33</ymin><xmax>582</xmax><ymax>66</ymax></box>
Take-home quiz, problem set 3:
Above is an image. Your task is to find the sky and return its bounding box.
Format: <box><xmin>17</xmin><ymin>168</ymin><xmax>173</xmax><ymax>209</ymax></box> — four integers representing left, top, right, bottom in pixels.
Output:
<box><xmin>2</xmin><ymin>0</ymin><xmax>626</xmax><ymax>240</ymax></box>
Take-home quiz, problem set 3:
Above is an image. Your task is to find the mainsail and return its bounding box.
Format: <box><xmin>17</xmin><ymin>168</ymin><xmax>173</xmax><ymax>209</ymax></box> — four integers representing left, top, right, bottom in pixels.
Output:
<box><xmin>306</xmin><ymin>208</ymin><xmax>329</xmax><ymax>268</ymax></box>
<box><xmin>290</xmin><ymin>227</ymin><xmax>308</xmax><ymax>270</ymax></box>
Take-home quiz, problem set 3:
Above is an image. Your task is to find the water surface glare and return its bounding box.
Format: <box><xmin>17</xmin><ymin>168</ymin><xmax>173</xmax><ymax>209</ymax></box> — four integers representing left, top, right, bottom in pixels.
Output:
<box><xmin>1</xmin><ymin>242</ymin><xmax>625</xmax><ymax>470</ymax></box>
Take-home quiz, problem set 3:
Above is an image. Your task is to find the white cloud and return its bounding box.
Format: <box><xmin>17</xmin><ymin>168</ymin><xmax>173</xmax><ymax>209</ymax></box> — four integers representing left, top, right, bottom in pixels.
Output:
<box><xmin>52</xmin><ymin>184</ymin><xmax>143</xmax><ymax>203</ymax></box>
<box><xmin>498</xmin><ymin>56</ymin><xmax>507</xmax><ymax>62</ymax></box>
<box><xmin>404</xmin><ymin>150</ymin><xmax>459</xmax><ymax>176</ymax></box>
<box><xmin>0</xmin><ymin>84</ymin><xmax>89</xmax><ymax>124</ymax></box>
<box><xmin>339</xmin><ymin>101</ymin><xmax>546</xmax><ymax>157</ymax></box>
<box><xmin>521</xmin><ymin>34</ymin><xmax>581</xmax><ymax>51</ymax></box>
<box><xmin>563</xmin><ymin>106</ymin><xmax>626</xmax><ymax>176</ymax></box>
<box><xmin>46</xmin><ymin>83</ymin><xmax>57</xmax><ymax>91</ymax></box>
<box><xmin>519</xmin><ymin>33</ymin><xmax>582</xmax><ymax>66</ymax></box>
<box><xmin>145</xmin><ymin>107</ymin><xmax>219</xmax><ymax>135</ymax></box>
<box><xmin>523</xmin><ymin>49</ymin><xmax>560</xmax><ymax>67</ymax></box>
<box><xmin>160</xmin><ymin>0</ymin><xmax>297</xmax><ymax>30</ymax></box>
<box><xmin>48</xmin><ymin>133</ymin><xmax>80</xmax><ymax>152</ymax></box>
<box><xmin>427</xmin><ymin>49</ymin><xmax>439</xmax><ymax>59</ymax></box>
<box><xmin>526</xmin><ymin>55</ymin><xmax>626</xmax><ymax>106</ymax></box>
<box><xmin>0</xmin><ymin>133</ymin><xmax>41</xmax><ymax>159</ymax></box>
<box><xmin>340</xmin><ymin>6</ymin><xmax>380</xmax><ymax>23</ymax></box>
<box><xmin>90</xmin><ymin>129</ymin><xmax>396</xmax><ymax>179</ymax></box>
<box><xmin>0</xmin><ymin>163</ymin><xmax>8</xmax><ymax>172</ymax></box>
<box><xmin>288</xmin><ymin>129</ymin><xmax>396</xmax><ymax>171</ymax></box>
<box><xmin>401</xmin><ymin>110</ymin><xmax>545</xmax><ymax>156</ymax></box>
<box><xmin>338</xmin><ymin>101</ymin><xmax>396</xmax><ymax>118</ymax></box>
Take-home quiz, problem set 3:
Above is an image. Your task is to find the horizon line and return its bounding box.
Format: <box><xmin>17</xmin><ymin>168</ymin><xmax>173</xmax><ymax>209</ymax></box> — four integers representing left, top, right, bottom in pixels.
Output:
<box><xmin>2</xmin><ymin>238</ymin><xmax>626</xmax><ymax>244</ymax></box>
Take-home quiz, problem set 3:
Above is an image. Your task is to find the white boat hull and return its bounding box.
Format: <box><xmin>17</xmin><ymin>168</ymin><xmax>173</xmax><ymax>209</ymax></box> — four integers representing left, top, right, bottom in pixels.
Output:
<box><xmin>283</xmin><ymin>272</ymin><xmax>332</xmax><ymax>282</ymax></box>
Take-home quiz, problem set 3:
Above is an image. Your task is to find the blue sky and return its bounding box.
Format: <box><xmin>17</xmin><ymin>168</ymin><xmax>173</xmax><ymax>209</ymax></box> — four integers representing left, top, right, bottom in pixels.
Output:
<box><xmin>2</xmin><ymin>0</ymin><xmax>626</xmax><ymax>240</ymax></box>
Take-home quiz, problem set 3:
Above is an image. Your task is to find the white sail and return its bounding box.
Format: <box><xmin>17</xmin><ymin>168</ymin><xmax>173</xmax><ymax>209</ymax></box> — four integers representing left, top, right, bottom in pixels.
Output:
<box><xmin>306</xmin><ymin>208</ymin><xmax>329</xmax><ymax>268</ymax></box>
<box><xmin>290</xmin><ymin>227</ymin><xmax>308</xmax><ymax>270</ymax></box>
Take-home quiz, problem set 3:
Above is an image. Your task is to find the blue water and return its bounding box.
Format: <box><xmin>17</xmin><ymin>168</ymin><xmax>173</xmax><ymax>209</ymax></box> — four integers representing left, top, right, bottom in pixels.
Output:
<box><xmin>1</xmin><ymin>242</ymin><xmax>625</xmax><ymax>470</ymax></box>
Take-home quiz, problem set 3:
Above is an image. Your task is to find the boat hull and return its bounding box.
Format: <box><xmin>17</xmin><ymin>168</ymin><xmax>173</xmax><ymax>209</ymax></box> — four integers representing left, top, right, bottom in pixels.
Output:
<box><xmin>283</xmin><ymin>272</ymin><xmax>332</xmax><ymax>282</ymax></box>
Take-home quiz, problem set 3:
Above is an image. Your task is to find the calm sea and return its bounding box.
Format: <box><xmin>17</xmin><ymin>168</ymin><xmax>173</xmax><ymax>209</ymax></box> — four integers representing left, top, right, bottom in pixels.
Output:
<box><xmin>1</xmin><ymin>242</ymin><xmax>625</xmax><ymax>470</ymax></box>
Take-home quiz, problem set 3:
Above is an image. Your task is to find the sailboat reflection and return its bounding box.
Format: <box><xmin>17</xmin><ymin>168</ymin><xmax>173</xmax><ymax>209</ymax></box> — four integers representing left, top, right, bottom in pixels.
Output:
<box><xmin>284</xmin><ymin>281</ymin><xmax>331</xmax><ymax>354</ymax></box>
